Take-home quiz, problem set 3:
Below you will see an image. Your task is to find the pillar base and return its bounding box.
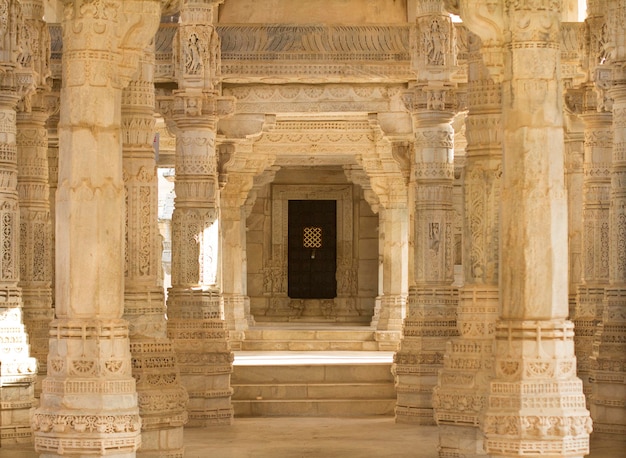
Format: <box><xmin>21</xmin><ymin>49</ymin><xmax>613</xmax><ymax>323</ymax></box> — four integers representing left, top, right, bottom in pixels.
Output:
<box><xmin>167</xmin><ymin>289</ymin><xmax>234</xmax><ymax>427</ymax></box>
<box><xmin>0</xmin><ymin>289</ymin><xmax>38</xmax><ymax>446</ymax></box>
<box><xmin>437</xmin><ymin>424</ymin><xmax>487</xmax><ymax>458</ymax></box>
<box><xmin>131</xmin><ymin>339</ymin><xmax>188</xmax><ymax>458</ymax></box>
<box><xmin>32</xmin><ymin>319</ymin><xmax>141</xmax><ymax>457</ymax></box>
<box><xmin>375</xmin><ymin>294</ymin><xmax>406</xmax><ymax>332</ymax></box>
<box><xmin>590</xmin><ymin>287</ymin><xmax>626</xmax><ymax>440</ymax></box>
<box><xmin>393</xmin><ymin>286</ymin><xmax>457</xmax><ymax>425</ymax></box>
<box><xmin>482</xmin><ymin>320</ymin><xmax>591</xmax><ymax>458</ymax></box>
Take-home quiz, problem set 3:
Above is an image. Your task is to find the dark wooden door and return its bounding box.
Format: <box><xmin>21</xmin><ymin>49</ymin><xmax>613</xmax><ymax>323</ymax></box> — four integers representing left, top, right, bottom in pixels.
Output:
<box><xmin>288</xmin><ymin>200</ymin><xmax>337</xmax><ymax>299</ymax></box>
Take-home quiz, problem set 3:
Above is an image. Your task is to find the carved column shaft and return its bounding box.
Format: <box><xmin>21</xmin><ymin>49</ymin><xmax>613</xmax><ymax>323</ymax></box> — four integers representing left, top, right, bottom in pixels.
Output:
<box><xmin>475</xmin><ymin>1</ymin><xmax>591</xmax><ymax>456</ymax></box>
<box><xmin>15</xmin><ymin>2</ymin><xmax>54</xmax><ymax>383</ymax></box>
<box><xmin>122</xmin><ymin>51</ymin><xmax>188</xmax><ymax>457</ymax></box>
<box><xmin>32</xmin><ymin>0</ymin><xmax>161</xmax><ymax>455</ymax></box>
<box><xmin>591</xmin><ymin>0</ymin><xmax>626</xmax><ymax>438</ymax></box>
<box><xmin>0</xmin><ymin>91</ymin><xmax>38</xmax><ymax>446</ymax></box>
<box><xmin>376</xmin><ymin>204</ymin><xmax>408</xmax><ymax>336</ymax></box>
<box><xmin>576</xmin><ymin>107</ymin><xmax>612</xmax><ymax>403</ymax></box>
<box><xmin>220</xmin><ymin>142</ymin><xmax>272</xmax><ymax>342</ymax></box>
<box><xmin>46</xmin><ymin>84</ymin><xmax>60</xmax><ymax>314</ymax></box>
<box><xmin>16</xmin><ymin>104</ymin><xmax>54</xmax><ymax>395</ymax></box>
<box><xmin>0</xmin><ymin>0</ymin><xmax>39</xmax><ymax>446</ymax></box>
<box><xmin>433</xmin><ymin>30</ymin><xmax>501</xmax><ymax>458</ymax></box>
<box><xmin>393</xmin><ymin>0</ymin><xmax>458</xmax><ymax>426</ymax></box>
<box><xmin>166</xmin><ymin>0</ymin><xmax>235</xmax><ymax>427</ymax></box>
<box><xmin>221</xmin><ymin>197</ymin><xmax>248</xmax><ymax>341</ymax></box>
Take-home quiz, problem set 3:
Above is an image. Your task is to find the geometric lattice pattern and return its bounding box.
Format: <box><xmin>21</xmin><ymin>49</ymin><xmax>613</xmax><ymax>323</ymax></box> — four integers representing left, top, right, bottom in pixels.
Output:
<box><xmin>303</xmin><ymin>226</ymin><xmax>322</xmax><ymax>248</ymax></box>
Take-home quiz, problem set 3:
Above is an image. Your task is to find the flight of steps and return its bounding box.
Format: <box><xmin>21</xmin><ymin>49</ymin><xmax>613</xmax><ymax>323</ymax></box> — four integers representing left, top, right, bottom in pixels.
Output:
<box><xmin>231</xmin><ymin>325</ymin><xmax>397</xmax><ymax>417</ymax></box>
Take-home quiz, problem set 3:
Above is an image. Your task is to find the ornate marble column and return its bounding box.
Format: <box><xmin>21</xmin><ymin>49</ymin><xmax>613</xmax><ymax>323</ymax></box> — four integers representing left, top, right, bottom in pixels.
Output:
<box><xmin>393</xmin><ymin>0</ymin><xmax>458</xmax><ymax>425</ymax></box>
<box><xmin>0</xmin><ymin>0</ymin><xmax>38</xmax><ymax>445</ymax></box>
<box><xmin>568</xmin><ymin>0</ymin><xmax>612</xmax><ymax>408</ymax></box>
<box><xmin>16</xmin><ymin>98</ymin><xmax>56</xmax><ymax>398</ymax></box>
<box><xmin>376</xmin><ymin>204</ymin><xmax>409</xmax><ymax>338</ymax></box>
<box><xmin>456</xmin><ymin>0</ymin><xmax>592</xmax><ymax>455</ymax></box>
<box><xmin>14</xmin><ymin>0</ymin><xmax>55</xmax><ymax>400</ymax></box>
<box><xmin>122</xmin><ymin>50</ymin><xmax>188</xmax><ymax>457</ymax></box>
<box><xmin>31</xmin><ymin>1</ymin><xmax>161</xmax><ymax>455</ymax></box>
<box><xmin>165</xmin><ymin>0</ymin><xmax>236</xmax><ymax>426</ymax></box>
<box><xmin>46</xmin><ymin>81</ymin><xmax>61</xmax><ymax>312</ymax></box>
<box><xmin>354</xmin><ymin>132</ymin><xmax>409</xmax><ymax>345</ymax></box>
<box><xmin>432</xmin><ymin>29</ymin><xmax>501</xmax><ymax>457</ymax></box>
<box><xmin>591</xmin><ymin>0</ymin><xmax>626</xmax><ymax>439</ymax></box>
<box><xmin>219</xmin><ymin>141</ymin><xmax>274</xmax><ymax>346</ymax></box>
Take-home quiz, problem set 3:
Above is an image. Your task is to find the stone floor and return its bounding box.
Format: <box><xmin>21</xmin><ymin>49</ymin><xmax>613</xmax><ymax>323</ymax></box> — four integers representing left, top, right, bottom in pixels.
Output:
<box><xmin>1</xmin><ymin>347</ymin><xmax>623</xmax><ymax>457</ymax></box>
<box><xmin>1</xmin><ymin>417</ymin><xmax>623</xmax><ymax>457</ymax></box>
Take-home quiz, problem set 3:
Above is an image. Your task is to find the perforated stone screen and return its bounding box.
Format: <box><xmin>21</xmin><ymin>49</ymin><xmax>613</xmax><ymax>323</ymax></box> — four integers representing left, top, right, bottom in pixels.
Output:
<box><xmin>303</xmin><ymin>226</ymin><xmax>322</xmax><ymax>248</ymax></box>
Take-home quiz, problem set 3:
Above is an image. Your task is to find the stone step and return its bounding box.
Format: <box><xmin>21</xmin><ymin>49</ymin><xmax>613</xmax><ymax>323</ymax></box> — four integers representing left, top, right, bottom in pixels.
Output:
<box><xmin>244</xmin><ymin>328</ymin><xmax>377</xmax><ymax>341</ymax></box>
<box><xmin>233</xmin><ymin>382</ymin><xmax>396</xmax><ymax>400</ymax></box>
<box><xmin>232</xmin><ymin>363</ymin><xmax>394</xmax><ymax>384</ymax></box>
<box><xmin>233</xmin><ymin>399</ymin><xmax>396</xmax><ymax>417</ymax></box>
<box><xmin>241</xmin><ymin>327</ymin><xmax>379</xmax><ymax>351</ymax></box>
<box><xmin>231</xmin><ymin>354</ymin><xmax>396</xmax><ymax>417</ymax></box>
<box><xmin>241</xmin><ymin>340</ymin><xmax>380</xmax><ymax>351</ymax></box>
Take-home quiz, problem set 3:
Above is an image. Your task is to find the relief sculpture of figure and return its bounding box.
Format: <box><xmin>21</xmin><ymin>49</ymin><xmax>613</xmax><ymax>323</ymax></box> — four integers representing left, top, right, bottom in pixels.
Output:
<box><xmin>185</xmin><ymin>32</ymin><xmax>203</xmax><ymax>75</ymax></box>
<box><xmin>423</xmin><ymin>18</ymin><xmax>447</xmax><ymax>66</ymax></box>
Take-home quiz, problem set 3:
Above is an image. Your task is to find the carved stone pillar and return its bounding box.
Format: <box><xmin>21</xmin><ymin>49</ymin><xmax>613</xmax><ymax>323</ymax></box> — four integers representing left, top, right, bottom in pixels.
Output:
<box><xmin>0</xmin><ymin>0</ymin><xmax>39</xmax><ymax>446</ymax></box>
<box><xmin>16</xmin><ymin>100</ymin><xmax>55</xmax><ymax>398</ymax></box>
<box><xmin>31</xmin><ymin>1</ymin><xmax>161</xmax><ymax>455</ymax></box>
<box><xmin>14</xmin><ymin>0</ymin><xmax>54</xmax><ymax>401</ymax></box>
<box><xmin>220</xmin><ymin>141</ymin><xmax>274</xmax><ymax>346</ymax></box>
<box><xmin>353</xmin><ymin>134</ymin><xmax>409</xmax><ymax>345</ymax></box>
<box><xmin>567</xmin><ymin>0</ymin><xmax>612</xmax><ymax>409</ymax></box>
<box><xmin>376</xmin><ymin>204</ymin><xmax>408</xmax><ymax>339</ymax></box>
<box><xmin>455</xmin><ymin>0</ymin><xmax>592</xmax><ymax>455</ymax></box>
<box><xmin>122</xmin><ymin>51</ymin><xmax>188</xmax><ymax>457</ymax></box>
<box><xmin>220</xmin><ymin>184</ymin><xmax>249</xmax><ymax>347</ymax></box>
<box><xmin>393</xmin><ymin>0</ymin><xmax>459</xmax><ymax>425</ymax></box>
<box><xmin>46</xmin><ymin>83</ymin><xmax>60</xmax><ymax>311</ymax></box>
<box><xmin>564</xmin><ymin>124</ymin><xmax>584</xmax><ymax>302</ymax></box>
<box><xmin>432</xmin><ymin>30</ymin><xmax>501</xmax><ymax>458</ymax></box>
<box><xmin>165</xmin><ymin>0</ymin><xmax>236</xmax><ymax>427</ymax></box>
<box><xmin>591</xmin><ymin>0</ymin><xmax>626</xmax><ymax>439</ymax></box>
<box><xmin>577</xmin><ymin>108</ymin><xmax>612</xmax><ymax>405</ymax></box>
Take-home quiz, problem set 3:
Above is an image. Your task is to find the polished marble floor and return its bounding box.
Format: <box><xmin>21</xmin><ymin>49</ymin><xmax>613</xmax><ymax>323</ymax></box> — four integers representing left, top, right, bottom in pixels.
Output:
<box><xmin>2</xmin><ymin>417</ymin><xmax>623</xmax><ymax>457</ymax></box>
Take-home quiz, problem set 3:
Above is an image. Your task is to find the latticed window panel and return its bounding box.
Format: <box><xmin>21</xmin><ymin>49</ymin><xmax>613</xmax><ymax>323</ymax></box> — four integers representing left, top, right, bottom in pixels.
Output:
<box><xmin>303</xmin><ymin>226</ymin><xmax>322</xmax><ymax>248</ymax></box>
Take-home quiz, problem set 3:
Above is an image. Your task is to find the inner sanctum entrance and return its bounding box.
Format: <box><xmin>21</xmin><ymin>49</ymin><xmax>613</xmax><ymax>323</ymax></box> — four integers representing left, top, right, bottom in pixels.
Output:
<box><xmin>288</xmin><ymin>199</ymin><xmax>337</xmax><ymax>299</ymax></box>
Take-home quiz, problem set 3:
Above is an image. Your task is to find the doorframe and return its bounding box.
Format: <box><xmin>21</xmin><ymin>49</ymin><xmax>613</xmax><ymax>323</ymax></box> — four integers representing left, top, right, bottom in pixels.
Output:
<box><xmin>271</xmin><ymin>184</ymin><xmax>354</xmax><ymax>297</ymax></box>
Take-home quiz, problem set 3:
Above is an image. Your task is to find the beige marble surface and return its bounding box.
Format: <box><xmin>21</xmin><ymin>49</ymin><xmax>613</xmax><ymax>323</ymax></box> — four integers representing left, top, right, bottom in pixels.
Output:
<box><xmin>1</xmin><ymin>418</ymin><xmax>621</xmax><ymax>457</ymax></box>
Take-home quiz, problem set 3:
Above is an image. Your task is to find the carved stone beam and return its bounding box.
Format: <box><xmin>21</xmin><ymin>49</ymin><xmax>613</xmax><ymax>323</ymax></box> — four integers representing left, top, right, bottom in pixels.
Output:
<box><xmin>117</xmin><ymin>1</ymin><xmax>163</xmax><ymax>85</ymax></box>
<box><xmin>447</xmin><ymin>0</ymin><xmax>505</xmax><ymax>82</ymax></box>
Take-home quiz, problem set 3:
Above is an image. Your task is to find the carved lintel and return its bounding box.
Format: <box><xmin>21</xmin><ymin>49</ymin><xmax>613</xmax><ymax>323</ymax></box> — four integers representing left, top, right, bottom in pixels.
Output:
<box><xmin>456</xmin><ymin>0</ymin><xmax>505</xmax><ymax>82</ymax></box>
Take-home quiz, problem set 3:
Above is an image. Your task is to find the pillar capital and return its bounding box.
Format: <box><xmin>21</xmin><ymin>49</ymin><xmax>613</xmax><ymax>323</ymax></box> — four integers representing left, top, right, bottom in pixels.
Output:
<box><xmin>171</xmin><ymin>90</ymin><xmax>235</xmax><ymax>129</ymax></box>
<box><xmin>61</xmin><ymin>0</ymin><xmax>161</xmax><ymax>90</ymax></box>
